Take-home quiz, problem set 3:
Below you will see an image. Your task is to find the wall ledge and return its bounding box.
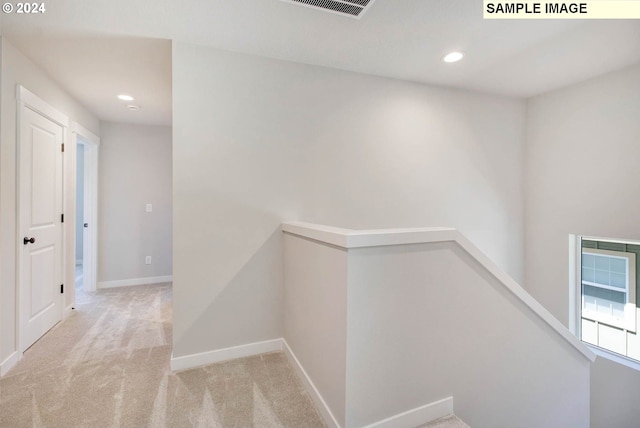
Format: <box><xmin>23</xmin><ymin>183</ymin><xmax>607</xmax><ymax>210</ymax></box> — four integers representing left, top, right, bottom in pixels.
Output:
<box><xmin>282</xmin><ymin>221</ymin><xmax>596</xmax><ymax>363</ymax></box>
<box><xmin>283</xmin><ymin>221</ymin><xmax>457</xmax><ymax>249</ymax></box>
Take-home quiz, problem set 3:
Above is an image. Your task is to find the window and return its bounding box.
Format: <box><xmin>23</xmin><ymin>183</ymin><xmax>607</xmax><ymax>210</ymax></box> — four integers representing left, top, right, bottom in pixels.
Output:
<box><xmin>581</xmin><ymin>248</ymin><xmax>634</xmax><ymax>330</ymax></box>
<box><xmin>576</xmin><ymin>237</ymin><xmax>639</xmax><ymax>362</ymax></box>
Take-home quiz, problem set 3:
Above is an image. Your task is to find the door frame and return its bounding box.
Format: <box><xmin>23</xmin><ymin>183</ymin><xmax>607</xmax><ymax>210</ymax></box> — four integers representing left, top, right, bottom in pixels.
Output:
<box><xmin>71</xmin><ymin>123</ymin><xmax>100</xmax><ymax>293</ymax></box>
<box><xmin>16</xmin><ymin>85</ymin><xmax>69</xmax><ymax>354</ymax></box>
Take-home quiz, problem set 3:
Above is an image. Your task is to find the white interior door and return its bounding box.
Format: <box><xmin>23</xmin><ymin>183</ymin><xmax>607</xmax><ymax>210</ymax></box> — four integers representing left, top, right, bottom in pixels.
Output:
<box><xmin>19</xmin><ymin>106</ymin><xmax>64</xmax><ymax>352</ymax></box>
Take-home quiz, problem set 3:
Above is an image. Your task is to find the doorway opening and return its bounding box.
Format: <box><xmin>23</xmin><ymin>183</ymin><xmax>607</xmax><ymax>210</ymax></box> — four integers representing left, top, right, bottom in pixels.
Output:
<box><xmin>72</xmin><ymin>124</ymin><xmax>100</xmax><ymax>298</ymax></box>
<box><xmin>76</xmin><ymin>142</ymin><xmax>85</xmax><ymax>294</ymax></box>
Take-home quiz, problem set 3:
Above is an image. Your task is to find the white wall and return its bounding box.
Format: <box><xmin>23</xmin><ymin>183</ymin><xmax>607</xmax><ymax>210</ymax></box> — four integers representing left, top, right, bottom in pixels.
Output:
<box><xmin>591</xmin><ymin>357</ymin><xmax>640</xmax><ymax>428</ymax></box>
<box><xmin>0</xmin><ymin>33</ymin><xmax>4</xmax><ymax>373</ymax></box>
<box><xmin>98</xmin><ymin>122</ymin><xmax>172</xmax><ymax>285</ymax></box>
<box><xmin>525</xmin><ymin>63</ymin><xmax>640</xmax><ymax>428</ymax></box>
<box><xmin>76</xmin><ymin>143</ymin><xmax>84</xmax><ymax>263</ymax></box>
<box><xmin>0</xmin><ymin>37</ymin><xmax>99</xmax><ymax>370</ymax></box>
<box><xmin>172</xmin><ymin>41</ymin><xmax>525</xmax><ymax>358</ymax></box>
<box><xmin>346</xmin><ymin>240</ymin><xmax>590</xmax><ymax>427</ymax></box>
<box><xmin>283</xmin><ymin>233</ymin><xmax>348</xmax><ymax>426</ymax></box>
<box><xmin>282</xmin><ymin>227</ymin><xmax>591</xmax><ymax>427</ymax></box>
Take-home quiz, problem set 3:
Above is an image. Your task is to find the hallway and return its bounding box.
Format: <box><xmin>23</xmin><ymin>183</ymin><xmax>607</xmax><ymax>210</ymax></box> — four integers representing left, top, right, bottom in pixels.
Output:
<box><xmin>0</xmin><ymin>284</ymin><xmax>325</xmax><ymax>427</ymax></box>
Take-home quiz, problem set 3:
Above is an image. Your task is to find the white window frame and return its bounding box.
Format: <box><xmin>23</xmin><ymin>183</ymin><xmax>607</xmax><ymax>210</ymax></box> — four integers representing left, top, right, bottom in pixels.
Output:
<box><xmin>581</xmin><ymin>247</ymin><xmax>636</xmax><ymax>332</ymax></box>
<box><xmin>570</xmin><ymin>235</ymin><xmax>640</xmax><ymax>370</ymax></box>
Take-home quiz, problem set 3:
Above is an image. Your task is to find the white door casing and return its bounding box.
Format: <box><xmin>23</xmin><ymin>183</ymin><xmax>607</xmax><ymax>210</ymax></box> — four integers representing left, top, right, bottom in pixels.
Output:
<box><xmin>17</xmin><ymin>86</ymin><xmax>69</xmax><ymax>353</ymax></box>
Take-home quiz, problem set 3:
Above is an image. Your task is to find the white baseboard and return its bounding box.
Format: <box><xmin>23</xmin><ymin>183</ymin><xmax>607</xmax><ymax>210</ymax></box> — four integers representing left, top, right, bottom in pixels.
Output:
<box><xmin>282</xmin><ymin>339</ymin><xmax>341</xmax><ymax>428</ymax></box>
<box><xmin>63</xmin><ymin>304</ymin><xmax>75</xmax><ymax>320</ymax></box>
<box><xmin>363</xmin><ymin>396</ymin><xmax>454</xmax><ymax>428</ymax></box>
<box><xmin>98</xmin><ymin>275</ymin><xmax>173</xmax><ymax>289</ymax></box>
<box><xmin>170</xmin><ymin>338</ymin><xmax>284</xmax><ymax>372</ymax></box>
<box><xmin>0</xmin><ymin>351</ymin><xmax>20</xmax><ymax>377</ymax></box>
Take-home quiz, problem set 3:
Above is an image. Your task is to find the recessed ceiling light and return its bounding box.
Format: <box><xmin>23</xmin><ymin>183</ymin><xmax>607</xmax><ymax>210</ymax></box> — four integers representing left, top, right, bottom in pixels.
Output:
<box><xmin>443</xmin><ymin>52</ymin><xmax>465</xmax><ymax>63</ymax></box>
<box><xmin>118</xmin><ymin>94</ymin><xmax>134</xmax><ymax>101</ymax></box>
<box><xmin>126</xmin><ymin>105</ymin><xmax>141</xmax><ymax>111</ymax></box>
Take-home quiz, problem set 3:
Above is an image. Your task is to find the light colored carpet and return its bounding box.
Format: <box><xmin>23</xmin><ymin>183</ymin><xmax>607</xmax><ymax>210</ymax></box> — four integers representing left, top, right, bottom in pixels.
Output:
<box><xmin>416</xmin><ymin>414</ymin><xmax>470</xmax><ymax>428</ymax></box>
<box><xmin>0</xmin><ymin>283</ymin><xmax>325</xmax><ymax>427</ymax></box>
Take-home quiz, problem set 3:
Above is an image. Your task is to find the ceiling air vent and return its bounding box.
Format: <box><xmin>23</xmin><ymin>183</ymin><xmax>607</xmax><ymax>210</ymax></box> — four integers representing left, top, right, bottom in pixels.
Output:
<box><xmin>281</xmin><ymin>0</ymin><xmax>377</xmax><ymax>19</ymax></box>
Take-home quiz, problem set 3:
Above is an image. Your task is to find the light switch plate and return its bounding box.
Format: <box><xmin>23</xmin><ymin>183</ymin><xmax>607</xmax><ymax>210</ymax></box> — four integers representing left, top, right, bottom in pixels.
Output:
<box><xmin>145</xmin><ymin>256</ymin><xmax>152</xmax><ymax>265</ymax></box>
<box><xmin>146</xmin><ymin>203</ymin><xmax>153</xmax><ymax>212</ymax></box>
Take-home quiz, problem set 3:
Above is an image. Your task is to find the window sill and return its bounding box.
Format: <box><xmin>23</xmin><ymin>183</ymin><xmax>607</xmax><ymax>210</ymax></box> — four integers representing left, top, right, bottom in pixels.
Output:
<box><xmin>586</xmin><ymin>344</ymin><xmax>640</xmax><ymax>372</ymax></box>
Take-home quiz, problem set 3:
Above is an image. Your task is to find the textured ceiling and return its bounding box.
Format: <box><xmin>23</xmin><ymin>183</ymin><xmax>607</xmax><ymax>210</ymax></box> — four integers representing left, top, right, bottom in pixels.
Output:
<box><xmin>1</xmin><ymin>0</ymin><xmax>639</xmax><ymax>126</ymax></box>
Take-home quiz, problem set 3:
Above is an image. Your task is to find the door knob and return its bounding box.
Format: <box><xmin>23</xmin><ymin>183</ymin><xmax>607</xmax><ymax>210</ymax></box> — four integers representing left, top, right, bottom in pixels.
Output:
<box><xmin>23</xmin><ymin>237</ymin><xmax>35</xmax><ymax>245</ymax></box>
<box><xmin>84</xmin><ymin>223</ymin><xmax>88</xmax><ymax>228</ymax></box>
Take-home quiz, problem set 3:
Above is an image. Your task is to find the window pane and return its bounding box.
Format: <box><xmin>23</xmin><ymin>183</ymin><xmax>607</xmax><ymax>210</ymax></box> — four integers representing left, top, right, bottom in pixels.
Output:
<box><xmin>595</xmin><ymin>269</ymin><xmax>610</xmax><ymax>286</ymax></box>
<box><xmin>610</xmin><ymin>258</ymin><xmax>626</xmax><ymax>274</ymax></box>
<box><xmin>611</xmin><ymin>303</ymin><xmax>625</xmax><ymax>319</ymax></box>
<box><xmin>583</xmin><ymin>284</ymin><xmax>625</xmax><ymax>304</ymax></box>
<box><xmin>582</xmin><ymin>267</ymin><xmax>595</xmax><ymax>282</ymax></box>
<box><xmin>595</xmin><ymin>255</ymin><xmax>610</xmax><ymax>271</ymax></box>
<box><xmin>610</xmin><ymin>272</ymin><xmax>626</xmax><ymax>289</ymax></box>
<box><xmin>582</xmin><ymin>253</ymin><xmax>595</xmax><ymax>268</ymax></box>
<box><xmin>584</xmin><ymin>294</ymin><xmax>597</xmax><ymax>312</ymax></box>
<box><xmin>583</xmin><ymin>284</ymin><xmax>626</xmax><ymax>318</ymax></box>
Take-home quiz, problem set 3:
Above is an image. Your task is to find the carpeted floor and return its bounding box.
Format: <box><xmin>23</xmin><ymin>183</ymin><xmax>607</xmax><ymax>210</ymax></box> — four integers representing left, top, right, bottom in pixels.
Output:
<box><xmin>417</xmin><ymin>415</ymin><xmax>470</xmax><ymax>428</ymax></box>
<box><xmin>0</xmin><ymin>283</ymin><xmax>325</xmax><ymax>427</ymax></box>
